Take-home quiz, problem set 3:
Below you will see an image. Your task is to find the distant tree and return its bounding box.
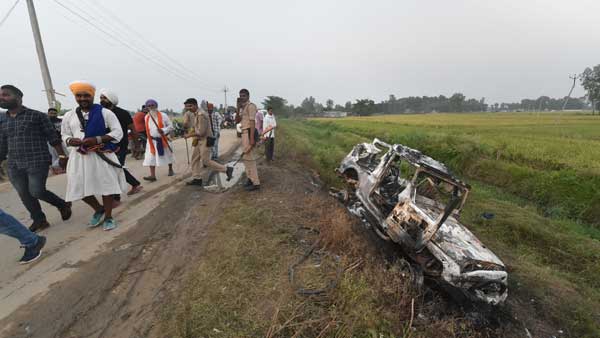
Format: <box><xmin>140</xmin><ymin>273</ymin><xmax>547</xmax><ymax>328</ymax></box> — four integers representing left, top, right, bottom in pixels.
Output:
<box><xmin>262</xmin><ymin>96</ymin><xmax>289</xmax><ymax>115</ymax></box>
<box><xmin>353</xmin><ymin>99</ymin><xmax>377</xmax><ymax>116</ymax></box>
<box><xmin>325</xmin><ymin>99</ymin><xmax>334</xmax><ymax>111</ymax></box>
<box><xmin>449</xmin><ymin>93</ymin><xmax>465</xmax><ymax>112</ymax></box>
<box><xmin>301</xmin><ymin>96</ymin><xmax>321</xmax><ymax>115</ymax></box>
<box><xmin>344</xmin><ymin>101</ymin><xmax>353</xmax><ymax>111</ymax></box>
<box><xmin>580</xmin><ymin>65</ymin><xmax>600</xmax><ymax>114</ymax></box>
<box><xmin>334</xmin><ymin>104</ymin><xmax>345</xmax><ymax>111</ymax></box>
<box><xmin>163</xmin><ymin>108</ymin><xmax>179</xmax><ymax>116</ymax></box>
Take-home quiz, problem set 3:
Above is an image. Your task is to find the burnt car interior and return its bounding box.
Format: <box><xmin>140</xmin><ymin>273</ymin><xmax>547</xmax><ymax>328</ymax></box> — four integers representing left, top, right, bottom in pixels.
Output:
<box><xmin>334</xmin><ymin>139</ymin><xmax>508</xmax><ymax>305</ymax></box>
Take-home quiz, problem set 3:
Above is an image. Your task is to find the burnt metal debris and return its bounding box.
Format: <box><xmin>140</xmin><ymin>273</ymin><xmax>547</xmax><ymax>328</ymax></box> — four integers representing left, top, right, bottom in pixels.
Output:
<box><xmin>331</xmin><ymin>138</ymin><xmax>508</xmax><ymax>305</ymax></box>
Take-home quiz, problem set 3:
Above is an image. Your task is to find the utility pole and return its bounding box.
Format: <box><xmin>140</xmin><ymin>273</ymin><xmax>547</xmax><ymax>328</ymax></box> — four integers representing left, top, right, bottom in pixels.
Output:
<box><xmin>26</xmin><ymin>0</ymin><xmax>56</xmax><ymax>109</ymax></box>
<box><xmin>562</xmin><ymin>74</ymin><xmax>578</xmax><ymax>111</ymax></box>
<box><xmin>223</xmin><ymin>86</ymin><xmax>229</xmax><ymax>113</ymax></box>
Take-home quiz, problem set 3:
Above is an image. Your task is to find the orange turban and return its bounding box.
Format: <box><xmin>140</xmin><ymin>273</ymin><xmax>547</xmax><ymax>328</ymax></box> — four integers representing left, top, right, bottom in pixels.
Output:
<box><xmin>69</xmin><ymin>80</ymin><xmax>96</xmax><ymax>97</ymax></box>
<box><xmin>207</xmin><ymin>102</ymin><xmax>214</xmax><ymax>109</ymax></box>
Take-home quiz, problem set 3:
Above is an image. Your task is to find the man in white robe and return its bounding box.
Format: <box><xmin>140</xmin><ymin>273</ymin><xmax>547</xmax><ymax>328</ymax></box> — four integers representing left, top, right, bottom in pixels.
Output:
<box><xmin>61</xmin><ymin>81</ymin><xmax>127</xmax><ymax>231</ymax></box>
<box><xmin>142</xmin><ymin>99</ymin><xmax>175</xmax><ymax>181</ymax></box>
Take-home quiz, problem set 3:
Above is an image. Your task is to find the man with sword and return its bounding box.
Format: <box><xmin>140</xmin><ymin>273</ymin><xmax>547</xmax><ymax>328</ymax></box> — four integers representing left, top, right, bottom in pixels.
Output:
<box><xmin>142</xmin><ymin>99</ymin><xmax>175</xmax><ymax>181</ymax></box>
<box><xmin>61</xmin><ymin>80</ymin><xmax>127</xmax><ymax>231</ymax></box>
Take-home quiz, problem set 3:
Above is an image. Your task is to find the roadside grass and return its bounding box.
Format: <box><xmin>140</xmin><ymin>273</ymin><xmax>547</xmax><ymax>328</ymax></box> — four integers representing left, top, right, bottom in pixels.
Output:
<box><xmin>159</xmin><ymin>171</ymin><xmax>490</xmax><ymax>337</ymax></box>
<box><xmin>278</xmin><ymin>119</ymin><xmax>600</xmax><ymax>338</ymax></box>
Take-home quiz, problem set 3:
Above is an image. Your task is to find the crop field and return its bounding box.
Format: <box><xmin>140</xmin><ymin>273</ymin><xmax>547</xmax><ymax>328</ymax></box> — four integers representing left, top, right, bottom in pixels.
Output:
<box><xmin>278</xmin><ymin>112</ymin><xmax>600</xmax><ymax>337</ymax></box>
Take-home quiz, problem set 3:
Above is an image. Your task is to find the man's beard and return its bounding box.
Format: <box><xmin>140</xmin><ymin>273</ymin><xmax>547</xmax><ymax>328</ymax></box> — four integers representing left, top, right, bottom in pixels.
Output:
<box><xmin>0</xmin><ymin>101</ymin><xmax>18</xmax><ymax>110</ymax></box>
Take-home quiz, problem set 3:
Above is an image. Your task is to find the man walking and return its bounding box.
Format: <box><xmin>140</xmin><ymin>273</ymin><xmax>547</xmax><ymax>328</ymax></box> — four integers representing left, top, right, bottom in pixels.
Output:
<box><xmin>0</xmin><ymin>84</ymin><xmax>72</xmax><ymax>232</ymax></box>
<box><xmin>237</xmin><ymin>89</ymin><xmax>260</xmax><ymax>191</ymax></box>
<box><xmin>61</xmin><ymin>80</ymin><xmax>127</xmax><ymax>231</ymax></box>
<box><xmin>207</xmin><ymin>103</ymin><xmax>223</xmax><ymax>160</ymax></box>
<box><xmin>99</xmin><ymin>89</ymin><xmax>143</xmax><ymax>204</ymax></box>
<box><xmin>183</xmin><ymin>98</ymin><xmax>233</xmax><ymax>186</ymax></box>
<box><xmin>132</xmin><ymin>105</ymin><xmax>147</xmax><ymax>160</ymax></box>
<box><xmin>47</xmin><ymin>107</ymin><xmax>67</xmax><ymax>174</ymax></box>
<box><xmin>263</xmin><ymin>107</ymin><xmax>277</xmax><ymax>161</ymax></box>
<box><xmin>0</xmin><ymin>208</ymin><xmax>46</xmax><ymax>264</ymax></box>
<box><xmin>142</xmin><ymin>99</ymin><xmax>175</xmax><ymax>181</ymax></box>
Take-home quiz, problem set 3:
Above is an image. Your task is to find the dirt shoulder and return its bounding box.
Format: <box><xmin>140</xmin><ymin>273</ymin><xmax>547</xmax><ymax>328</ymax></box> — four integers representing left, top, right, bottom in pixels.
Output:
<box><xmin>157</xmin><ymin>155</ymin><xmax>540</xmax><ymax>337</ymax></box>
<box><xmin>0</xmin><ymin>181</ymin><xmax>233</xmax><ymax>338</ymax></box>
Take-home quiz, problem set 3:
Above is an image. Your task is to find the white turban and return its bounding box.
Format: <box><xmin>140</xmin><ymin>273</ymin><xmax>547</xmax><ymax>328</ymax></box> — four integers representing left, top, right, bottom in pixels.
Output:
<box><xmin>99</xmin><ymin>88</ymin><xmax>119</xmax><ymax>106</ymax></box>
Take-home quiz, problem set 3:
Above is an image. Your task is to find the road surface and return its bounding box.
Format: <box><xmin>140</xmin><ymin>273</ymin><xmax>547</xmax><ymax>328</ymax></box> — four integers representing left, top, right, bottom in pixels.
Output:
<box><xmin>0</xmin><ymin>130</ymin><xmax>240</xmax><ymax>323</ymax></box>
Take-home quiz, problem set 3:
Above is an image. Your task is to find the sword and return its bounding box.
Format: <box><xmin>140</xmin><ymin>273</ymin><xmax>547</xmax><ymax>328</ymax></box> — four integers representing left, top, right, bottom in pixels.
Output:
<box><xmin>148</xmin><ymin>112</ymin><xmax>174</xmax><ymax>153</ymax></box>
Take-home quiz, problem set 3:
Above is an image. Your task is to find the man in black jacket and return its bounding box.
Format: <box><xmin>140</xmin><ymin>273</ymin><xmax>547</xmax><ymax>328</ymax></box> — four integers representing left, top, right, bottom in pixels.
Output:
<box><xmin>99</xmin><ymin>89</ymin><xmax>143</xmax><ymax>204</ymax></box>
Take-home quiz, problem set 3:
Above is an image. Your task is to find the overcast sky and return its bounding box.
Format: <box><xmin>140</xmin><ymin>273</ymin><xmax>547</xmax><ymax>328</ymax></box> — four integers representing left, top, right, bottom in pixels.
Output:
<box><xmin>1</xmin><ymin>0</ymin><xmax>599</xmax><ymax>111</ymax></box>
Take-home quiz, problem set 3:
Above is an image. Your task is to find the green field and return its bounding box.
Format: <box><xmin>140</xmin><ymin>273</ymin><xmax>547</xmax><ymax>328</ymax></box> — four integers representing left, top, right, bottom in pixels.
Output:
<box><xmin>278</xmin><ymin>112</ymin><xmax>600</xmax><ymax>337</ymax></box>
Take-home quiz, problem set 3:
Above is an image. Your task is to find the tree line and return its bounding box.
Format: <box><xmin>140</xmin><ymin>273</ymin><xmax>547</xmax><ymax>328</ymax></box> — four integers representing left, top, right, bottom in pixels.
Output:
<box><xmin>262</xmin><ymin>93</ymin><xmax>589</xmax><ymax>117</ymax></box>
<box><xmin>262</xmin><ymin>64</ymin><xmax>600</xmax><ymax>117</ymax></box>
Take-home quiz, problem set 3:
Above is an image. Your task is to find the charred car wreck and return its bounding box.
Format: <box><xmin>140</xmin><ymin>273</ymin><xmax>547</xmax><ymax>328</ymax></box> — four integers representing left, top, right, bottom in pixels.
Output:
<box><xmin>331</xmin><ymin>139</ymin><xmax>507</xmax><ymax>305</ymax></box>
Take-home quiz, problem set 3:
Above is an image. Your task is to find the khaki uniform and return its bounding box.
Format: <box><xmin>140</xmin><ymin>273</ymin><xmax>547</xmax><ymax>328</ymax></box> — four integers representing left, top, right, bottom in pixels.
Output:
<box><xmin>186</xmin><ymin>109</ymin><xmax>226</xmax><ymax>180</ymax></box>
<box><xmin>240</xmin><ymin>102</ymin><xmax>260</xmax><ymax>185</ymax></box>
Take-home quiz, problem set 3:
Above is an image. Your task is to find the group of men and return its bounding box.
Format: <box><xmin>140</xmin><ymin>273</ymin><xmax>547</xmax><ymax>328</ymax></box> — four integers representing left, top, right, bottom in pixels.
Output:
<box><xmin>0</xmin><ymin>81</ymin><xmax>268</xmax><ymax>264</ymax></box>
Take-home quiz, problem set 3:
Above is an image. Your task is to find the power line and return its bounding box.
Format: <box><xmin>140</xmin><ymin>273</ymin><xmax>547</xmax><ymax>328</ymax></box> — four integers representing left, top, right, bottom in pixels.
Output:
<box><xmin>52</xmin><ymin>0</ymin><xmax>212</xmax><ymax>88</ymax></box>
<box><xmin>0</xmin><ymin>0</ymin><xmax>20</xmax><ymax>29</ymax></box>
<box><xmin>55</xmin><ymin>0</ymin><xmax>192</xmax><ymax>81</ymax></box>
<box><xmin>81</xmin><ymin>0</ymin><xmax>216</xmax><ymax>90</ymax></box>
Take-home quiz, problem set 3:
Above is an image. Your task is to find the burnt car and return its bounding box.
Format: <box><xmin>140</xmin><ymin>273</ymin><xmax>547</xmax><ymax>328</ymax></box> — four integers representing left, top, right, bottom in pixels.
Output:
<box><xmin>332</xmin><ymin>139</ymin><xmax>507</xmax><ymax>305</ymax></box>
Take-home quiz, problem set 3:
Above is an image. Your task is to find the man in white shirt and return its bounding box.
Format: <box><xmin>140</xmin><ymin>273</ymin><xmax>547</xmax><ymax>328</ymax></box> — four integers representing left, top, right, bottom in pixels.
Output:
<box><xmin>263</xmin><ymin>107</ymin><xmax>277</xmax><ymax>161</ymax></box>
<box><xmin>61</xmin><ymin>81</ymin><xmax>127</xmax><ymax>231</ymax></box>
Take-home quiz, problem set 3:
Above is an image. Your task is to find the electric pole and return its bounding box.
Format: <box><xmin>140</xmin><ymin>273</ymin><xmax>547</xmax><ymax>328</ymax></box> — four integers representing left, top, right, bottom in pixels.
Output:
<box><xmin>223</xmin><ymin>86</ymin><xmax>229</xmax><ymax>112</ymax></box>
<box><xmin>562</xmin><ymin>74</ymin><xmax>578</xmax><ymax>111</ymax></box>
<box><xmin>26</xmin><ymin>0</ymin><xmax>56</xmax><ymax>109</ymax></box>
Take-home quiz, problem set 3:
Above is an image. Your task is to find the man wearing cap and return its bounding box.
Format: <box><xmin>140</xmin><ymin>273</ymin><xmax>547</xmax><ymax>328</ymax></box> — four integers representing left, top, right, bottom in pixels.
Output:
<box><xmin>142</xmin><ymin>99</ymin><xmax>175</xmax><ymax>181</ymax></box>
<box><xmin>61</xmin><ymin>81</ymin><xmax>127</xmax><ymax>231</ymax></box>
<box><xmin>182</xmin><ymin>98</ymin><xmax>233</xmax><ymax>186</ymax></box>
<box><xmin>0</xmin><ymin>84</ymin><xmax>72</xmax><ymax>232</ymax></box>
<box><xmin>237</xmin><ymin>88</ymin><xmax>260</xmax><ymax>191</ymax></box>
<box><xmin>99</xmin><ymin>89</ymin><xmax>143</xmax><ymax>203</ymax></box>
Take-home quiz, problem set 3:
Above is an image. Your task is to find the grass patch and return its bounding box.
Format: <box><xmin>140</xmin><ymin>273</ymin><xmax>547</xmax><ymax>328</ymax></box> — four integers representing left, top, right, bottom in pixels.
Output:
<box><xmin>278</xmin><ymin>118</ymin><xmax>600</xmax><ymax>338</ymax></box>
<box><xmin>159</xmin><ymin>169</ymin><xmax>492</xmax><ymax>337</ymax></box>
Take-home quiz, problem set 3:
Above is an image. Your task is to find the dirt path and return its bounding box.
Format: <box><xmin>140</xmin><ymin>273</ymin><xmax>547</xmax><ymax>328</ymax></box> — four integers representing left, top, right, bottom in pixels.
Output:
<box><xmin>1</xmin><ymin>185</ymin><xmax>228</xmax><ymax>338</ymax></box>
<box><xmin>0</xmin><ymin>130</ymin><xmax>240</xmax><ymax>338</ymax></box>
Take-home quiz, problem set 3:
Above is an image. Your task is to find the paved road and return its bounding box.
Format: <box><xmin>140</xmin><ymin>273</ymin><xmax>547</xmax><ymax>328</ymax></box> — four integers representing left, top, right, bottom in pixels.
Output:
<box><xmin>0</xmin><ymin>130</ymin><xmax>240</xmax><ymax>321</ymax></box>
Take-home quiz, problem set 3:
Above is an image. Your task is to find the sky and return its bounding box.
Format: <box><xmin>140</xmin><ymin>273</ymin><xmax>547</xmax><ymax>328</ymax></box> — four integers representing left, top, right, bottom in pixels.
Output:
<box><xmin>1</xmin><ymin>0</ymin><xmax>599</xmax><ymax>111</ymax></box>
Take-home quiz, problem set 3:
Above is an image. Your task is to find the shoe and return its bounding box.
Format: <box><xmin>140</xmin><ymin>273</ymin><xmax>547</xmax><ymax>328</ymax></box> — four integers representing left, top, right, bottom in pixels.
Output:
<box><xmin>226</xmin><ymin>166</ymin><xmax>233</xmax><ymax>181</ymax></box>
<box><xmin>59</xmin><ymin>202</ymin><xmax>72</xmax><ymax>221</ymax></box>
<box><xmin>103</xmin><ymin>218</ymin><xmax>117</xmax><ymax>231</ymax></box>
<box><xmin>168</xmin><ymin>169</ymin><xmax>175</xmax><ymax>176</ymax></box>
<box><xmin>143</xmin><ymin>176</ymin><xmax>157</xmax><ymax>182</ymax></box>
<box><xmin>186</xmin><ymin>179</ymin><xmax>203</xmax><ymax>186</ymax></box>
<box><xmin>244</xmin><ymin>179</ymin><xmax>253</xmax><ymax>187</ymax></box>
<box><xmin>19</xmin><ymin>236</ymin><xmax>46</xmax><ymax>264</ymax></box>
<box><xmin>89</xmin><ymin>210</ymin><xmax>105</xmax><ymax>228</ymax></box>
<box><xmin>29</xmin><ymin>220</ymin><xmax>50</xmax><ymax>233</ymax></box>
<box><xmin>245</xmin><ymin>184</ymin><xmax>260</xmax><ymax>192</ymax></box>
<box><xmin>127</xmin><ymin>185</ymin><xmax>144</xmax><ymax>196</ymax></box>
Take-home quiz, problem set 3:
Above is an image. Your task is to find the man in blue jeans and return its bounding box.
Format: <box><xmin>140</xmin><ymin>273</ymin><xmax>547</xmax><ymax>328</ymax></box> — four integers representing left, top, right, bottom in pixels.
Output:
<box><xmin>0</xmin><ymin>208</ymin><xmax>46</xmax><ymax>264</ymax></box>
<box><xmin>0</xmin><ymin>85</ymin><xmax>72</xmax><ymax>232</ymax></box>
